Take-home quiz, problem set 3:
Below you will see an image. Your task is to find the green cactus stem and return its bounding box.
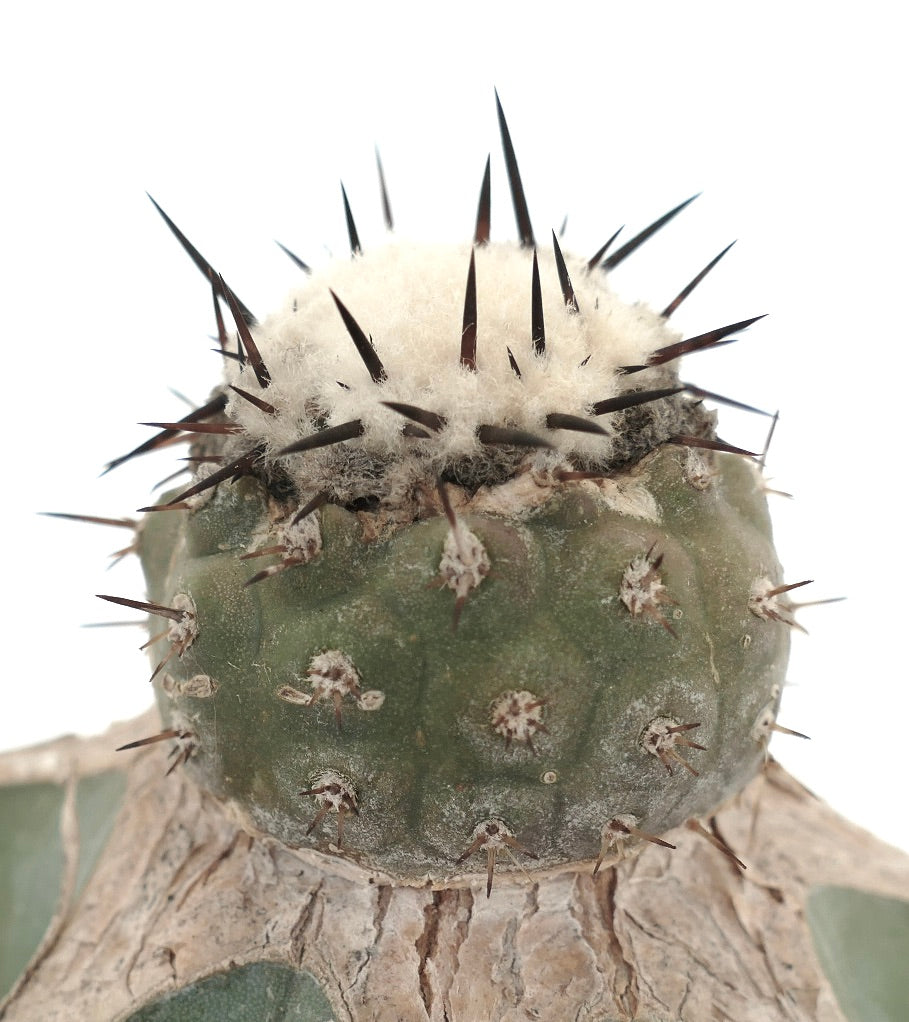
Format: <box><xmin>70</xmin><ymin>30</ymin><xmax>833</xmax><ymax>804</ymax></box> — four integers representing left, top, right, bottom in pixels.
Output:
<box><xmin>136</xmin><ymin>442</ymin><xmax>788</xmax><ymax>884</ymax></box>
<box><xmin>4</xmin><ymin>94</ymin><xmax>879</xmax><ymax>1022</ymax></box>
<box><xmin>79</xmin><ymin>96</ymin><xmax>802</xmax><ymax>897</ymax></box>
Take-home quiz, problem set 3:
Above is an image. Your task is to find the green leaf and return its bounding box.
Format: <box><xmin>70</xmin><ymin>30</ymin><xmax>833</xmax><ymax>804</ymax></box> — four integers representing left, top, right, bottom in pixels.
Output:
<box><xmin>0</xmin><ymin>770</ymin><xmax>126</xmax><ymax>1000</ymax></box>
<box><xmin>124</xmin><ymin>961</ymin><xmax>336</xmax><ymax>1021</ymax></box>
<box><xmin>0</xmin><ymin>782</ymin><xmax>64</xmax><ymax>998</ymax></box>
<box><xmin>807</xmin><ymin>884</ymin><xmax>909</xmax><ymax>1022</ymax></box>
<box><xmin>73</xmin><ymin>770</ymin><xmax>127</xmax><ymax>896</ymax></box>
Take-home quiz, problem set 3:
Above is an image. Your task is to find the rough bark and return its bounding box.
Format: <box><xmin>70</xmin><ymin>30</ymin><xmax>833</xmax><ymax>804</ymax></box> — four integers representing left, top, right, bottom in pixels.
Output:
<box><xmin>2</xmin><ymin>715</ymin><xmax>907</xmax><ymax>1022</ymax></box>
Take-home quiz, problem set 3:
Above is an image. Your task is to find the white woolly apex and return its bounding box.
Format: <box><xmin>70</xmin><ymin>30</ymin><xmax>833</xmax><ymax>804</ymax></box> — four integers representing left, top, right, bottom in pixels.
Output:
<box><xmin>222</xmin><ymin>240</ymin><xmax>684</xmax><ymax>499</ymax></box>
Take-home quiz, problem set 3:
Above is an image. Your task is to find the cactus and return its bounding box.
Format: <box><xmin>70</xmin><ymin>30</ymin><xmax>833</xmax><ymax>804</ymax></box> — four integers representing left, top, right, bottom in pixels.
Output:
<box><xmin>99</xmin><ymin>94</ymin><xmax>791</xmax><ymax>890</ymax></box>
<box><xmin>4</xmin><ymin>94</ymin><xmax>906</xmax><ymax>1022</ymax></box>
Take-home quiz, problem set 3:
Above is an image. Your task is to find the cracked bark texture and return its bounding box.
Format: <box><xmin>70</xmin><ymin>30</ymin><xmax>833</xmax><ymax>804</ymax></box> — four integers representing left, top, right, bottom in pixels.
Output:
<box><xmin>2</xmin><ymin>715</ymin><xmax>908</xmax><ymax>1022</ymax></box>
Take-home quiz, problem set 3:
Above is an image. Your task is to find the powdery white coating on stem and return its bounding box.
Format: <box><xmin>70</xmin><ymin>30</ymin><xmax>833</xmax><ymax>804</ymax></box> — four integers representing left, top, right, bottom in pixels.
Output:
<box><xmin>222</xmin><ymin>241</ymin><xmax>683</xmax><ymax>498</ymax></box>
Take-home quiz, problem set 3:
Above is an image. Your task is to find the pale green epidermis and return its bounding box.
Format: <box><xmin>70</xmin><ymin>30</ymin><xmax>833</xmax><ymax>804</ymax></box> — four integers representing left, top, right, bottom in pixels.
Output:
<box><xmin>140</xmin><ymin>448</ymin><xmax>788</xmax><ymax>881</ymax></box>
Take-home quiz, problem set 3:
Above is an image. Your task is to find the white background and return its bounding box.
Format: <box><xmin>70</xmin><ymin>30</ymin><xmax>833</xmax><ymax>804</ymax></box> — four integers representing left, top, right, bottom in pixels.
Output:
<box><xmin>2</xmin><ymin>3</ymin><xmax>906</xmax><ymax>854</ymax></box>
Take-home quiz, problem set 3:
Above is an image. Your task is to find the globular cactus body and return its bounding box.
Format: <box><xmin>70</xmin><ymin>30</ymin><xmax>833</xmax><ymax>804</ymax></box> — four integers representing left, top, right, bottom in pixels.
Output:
<box><xmin>142</xmin><ymin>443</ymin><xmax>786</xmax><ymax>882</ymax></box>
<box><xmin>117</xmin><ymin>98</ymin><xmax>791</xmax><ymax>891</ymax></box>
